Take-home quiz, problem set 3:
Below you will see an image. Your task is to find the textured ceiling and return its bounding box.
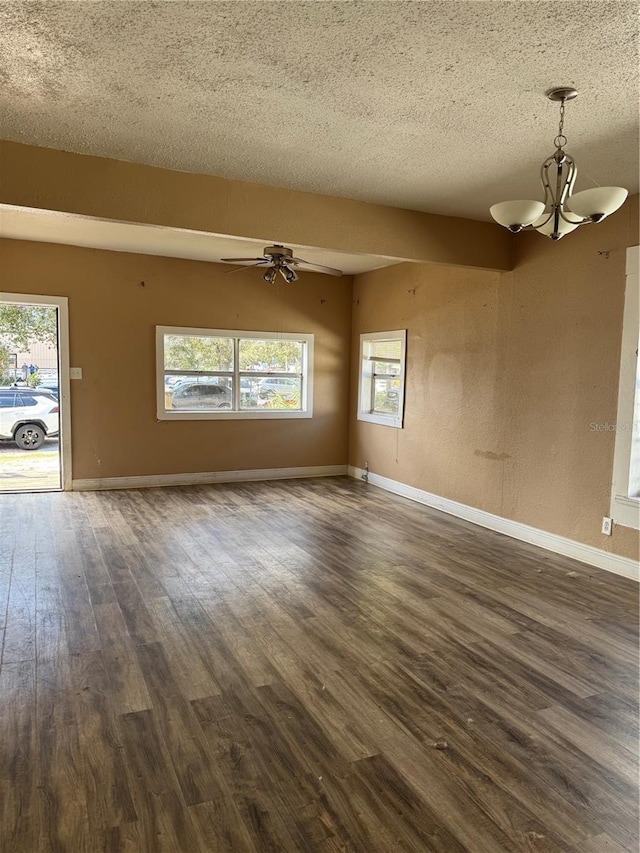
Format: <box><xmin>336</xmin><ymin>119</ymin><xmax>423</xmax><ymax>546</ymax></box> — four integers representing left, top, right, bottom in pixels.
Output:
<box><xmin>0</xmin><ymin>1</ymin><xmax>638</xmax><ymax>221</ymax></box>
<box><xmin>0</xmin><ymin>206</ymin><xmax>398</xmax><ymax>275</ymax></box>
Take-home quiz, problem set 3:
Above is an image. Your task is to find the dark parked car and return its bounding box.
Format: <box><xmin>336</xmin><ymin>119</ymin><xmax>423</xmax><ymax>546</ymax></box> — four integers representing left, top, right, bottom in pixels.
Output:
<box><xmin>38</xmin><ymin>379</ymin><xmax>59</xmax><ymax>399</ymax></box>
<box><xmin>170</xmin><ymin>382</ymin><xmax>232</xmax><ymax>410</ymax></box>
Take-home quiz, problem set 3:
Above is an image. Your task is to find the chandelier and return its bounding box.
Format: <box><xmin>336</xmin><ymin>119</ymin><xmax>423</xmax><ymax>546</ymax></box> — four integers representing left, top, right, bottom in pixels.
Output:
<box><xmin>490</xmin><ymin>88</ymin><xmax>628</xmax><ymax>240</ymax></box>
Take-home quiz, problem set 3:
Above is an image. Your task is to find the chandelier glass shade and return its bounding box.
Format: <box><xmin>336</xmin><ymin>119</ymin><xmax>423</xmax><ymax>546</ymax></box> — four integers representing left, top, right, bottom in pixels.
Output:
<box><xmin>490</xmin><ymin>88</ymin><xmax>628</xmax><ymax>241</ymax></box>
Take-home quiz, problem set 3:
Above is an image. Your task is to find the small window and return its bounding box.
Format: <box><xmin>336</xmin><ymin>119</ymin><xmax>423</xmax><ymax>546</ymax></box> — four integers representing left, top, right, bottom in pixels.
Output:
<box><xmin>156</xmin><ymin>327</ymin><xmax>314</xmax><ymax>420</ymax></box>
<box><xmin>0</xmin><ymin>393</ymin><xmax>17</xmax><ymax>408</ymax></box>
<box><xmin>357</xmin><ymin>330</ymin><xmax>407</xmax><ymax>428</ymax></box>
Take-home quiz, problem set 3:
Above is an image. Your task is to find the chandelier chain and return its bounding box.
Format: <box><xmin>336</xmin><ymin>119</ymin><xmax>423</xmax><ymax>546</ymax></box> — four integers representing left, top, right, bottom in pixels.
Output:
<box><xmin>554</xmin><ymin>100</ymin><xmax>567</xmax><ymax>150</ymax></box>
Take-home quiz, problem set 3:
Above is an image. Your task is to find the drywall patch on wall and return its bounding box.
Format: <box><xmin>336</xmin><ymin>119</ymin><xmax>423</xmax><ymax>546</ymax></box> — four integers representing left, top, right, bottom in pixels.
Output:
<box><xmin>474</xmin><ymin>450</ymin><xmax>511</xmax><ymax>461</ymax></box>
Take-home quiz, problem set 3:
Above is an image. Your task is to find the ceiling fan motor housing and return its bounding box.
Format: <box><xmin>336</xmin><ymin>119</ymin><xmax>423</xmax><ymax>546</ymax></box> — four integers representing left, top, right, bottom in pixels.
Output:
<box><xmin>265</xmin><ymin>245</ymin><xmax>292</xmax><ymax>258</ymax></box>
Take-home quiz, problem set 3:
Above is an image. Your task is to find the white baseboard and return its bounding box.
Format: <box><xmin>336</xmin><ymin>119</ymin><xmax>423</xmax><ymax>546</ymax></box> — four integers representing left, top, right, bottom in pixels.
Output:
<box><xmin>73</xmin><ymin>464</ymin><xmax>348</xmax><ymax>492</ymax></box>
<box><xmin>348</xmin><ymin>466</ymin><xmax>639</xmax><ymax>582</ymax></box>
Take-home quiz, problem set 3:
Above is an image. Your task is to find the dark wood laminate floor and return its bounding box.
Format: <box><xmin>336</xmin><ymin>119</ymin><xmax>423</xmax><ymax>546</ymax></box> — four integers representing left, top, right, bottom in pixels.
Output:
<box><xmin>0</xmin><ymin>477</ymin><xmax>638</xmax><ymax>852</ymax></box>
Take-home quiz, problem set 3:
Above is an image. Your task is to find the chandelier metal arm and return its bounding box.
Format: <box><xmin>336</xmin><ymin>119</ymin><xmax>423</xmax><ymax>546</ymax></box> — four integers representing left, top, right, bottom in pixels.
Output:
<box><xmin>540</xmin><ymin>153</ymin><xmax>578</xmax><ymax>207</ymax></box>
<box><xmin>532</xmin><ymin>152</ymin><xmax>590</xmax><ymax>232</ymax></box>
<box><xmin>557</xmin><ymin>207</ymin><xmax>590</xmax><ymax>226</ymax></box>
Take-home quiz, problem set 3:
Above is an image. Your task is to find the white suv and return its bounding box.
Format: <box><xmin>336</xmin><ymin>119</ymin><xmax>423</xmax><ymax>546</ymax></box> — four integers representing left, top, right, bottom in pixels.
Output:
<box><xmin>0</xmin><ymin>388</ymin><xmax>60</xmax><ymax>450</ymax></box>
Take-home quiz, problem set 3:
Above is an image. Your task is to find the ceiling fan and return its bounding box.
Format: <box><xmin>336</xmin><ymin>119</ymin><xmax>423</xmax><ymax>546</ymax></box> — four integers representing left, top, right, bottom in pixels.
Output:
<box><xmin>221</xmin><ymin>244</ymin><xmax>343</xmax><ymax>283</ymax></box>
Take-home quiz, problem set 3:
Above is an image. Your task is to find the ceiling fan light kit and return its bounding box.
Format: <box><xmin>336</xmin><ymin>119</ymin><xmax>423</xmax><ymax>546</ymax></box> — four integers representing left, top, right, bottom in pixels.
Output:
<box><xmin>490</xmin><ymin>87</ymin><xmax>628</xmax><ymax>240</ymax></box>
<box><xmin>221</xmin><ymin>245</ymin><xmax>343</xmax><ymax>283</ymax></box>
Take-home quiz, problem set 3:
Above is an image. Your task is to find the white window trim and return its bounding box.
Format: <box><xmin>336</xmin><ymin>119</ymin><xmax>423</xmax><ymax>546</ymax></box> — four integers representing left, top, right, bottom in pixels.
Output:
<box><xmin>156</xmin><ymin>326</ymin><xmax>314</xmax><ymax>420</ymax></box>
<box><xmin>609</xmin><ymin>245</ymin><xmax>639</xmax><ymax>529</ymax></box>
<box><xmin>357</xmin><ymin>329</ymin><xmax>407</xmax><ymax>429</ymax></box>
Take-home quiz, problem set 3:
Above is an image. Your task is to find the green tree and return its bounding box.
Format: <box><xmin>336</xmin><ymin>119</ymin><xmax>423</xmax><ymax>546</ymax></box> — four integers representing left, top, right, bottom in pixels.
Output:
<box><xmin>26</xmin><ymin>369</ymin><xmax>42</xmax><ymax>388</ymax></box>
<box><xmin>0</xmin><ymin>305</ymin><xmax>57</xmax><ymax>350</ymax></box>
<box><xmin>164</xmin><ymin>335</ymin><xmax>233</xmax><ymax>371</ymax></box>
<box><xmin>0</xmin><ymin>343</ymin><xmax>12</xmax><ymax>385</ymax></box>
<box><xmin>0</xmin><ymin>307</ymin><xmax>57</xmax><ymax>383</ymax></box>
<box><xmin>239</xmin><ymin>339</ymin><xmax>302</xmax><ymax>371</ymax></box>
<box><xmin>164</xmin><ymin>335</ymin><xmax>303</xmax><ymax>373</ymax></box>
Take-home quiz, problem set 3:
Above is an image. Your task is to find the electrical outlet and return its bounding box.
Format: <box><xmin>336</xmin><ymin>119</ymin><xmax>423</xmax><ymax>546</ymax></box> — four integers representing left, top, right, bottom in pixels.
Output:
<box><xmin>601</xmin><ymin>516</ymin><xmax>613</xmax><ymax>536</ymax></box>
<box><xmin>69</xmin><ymin>367</ymin><xmax>83</xmax><ymax>380</ymax></box>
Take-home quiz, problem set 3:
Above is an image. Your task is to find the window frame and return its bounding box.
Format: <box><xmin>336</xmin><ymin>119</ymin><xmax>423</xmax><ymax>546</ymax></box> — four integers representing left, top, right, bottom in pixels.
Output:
<box><xmin>609</xmin><ymin>245</ymin><xmax>639</xmax><ymax>529</ymax></box>
<box><xmin>357</xmin><ymin>330</ymin><xmax>407</xmax><ymax>428</ymax></box>
<box><xmin>156</xmin><ymin>326</ymin><xmax>314</xmax><ymax>420</ymax></box>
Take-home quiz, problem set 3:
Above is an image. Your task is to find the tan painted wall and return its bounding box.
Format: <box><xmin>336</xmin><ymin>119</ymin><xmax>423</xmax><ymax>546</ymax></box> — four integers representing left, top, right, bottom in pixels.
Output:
<box><xmin>0</xmin><ymin>239</ymin><xmax>352</xmax><ymax>479</ymax></box>
<box><xmin>349</xmin><ymin>198</ymin><xmax>639</xmax><ymax>560</ymax></box>
<box><xmin>2</xmin><ymin>192</ymin><xmax>637</xmax><ymax>560</ymax></box>
<box><xmin>0</xmin><ymin>141</ymin><xmax>512</xmax><ymax>271</ymax></box>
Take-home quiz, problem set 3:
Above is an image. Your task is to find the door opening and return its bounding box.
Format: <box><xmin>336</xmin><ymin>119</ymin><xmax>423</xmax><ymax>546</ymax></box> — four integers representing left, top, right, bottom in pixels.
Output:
<box><xmin>0</xmin><ymin>294</ymin><xmax>71</xmax><ymax>492</ymax></box>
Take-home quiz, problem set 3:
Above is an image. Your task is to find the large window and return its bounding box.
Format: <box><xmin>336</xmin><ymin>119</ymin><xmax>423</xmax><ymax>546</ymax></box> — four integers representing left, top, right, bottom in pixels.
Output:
<box><xmin>610</xmin><ymin>246</ymin><xmax>639</xmax><ymax>529</ymax></box>
<box><xmin>357</xmin><ymin>330</ymin><xmax>407</xmax><ymax>428</ymax></box>
<box><xmin>156</xmin><ymin>327</ymin><xmax>313</xmax><ymax>420</ymax></box>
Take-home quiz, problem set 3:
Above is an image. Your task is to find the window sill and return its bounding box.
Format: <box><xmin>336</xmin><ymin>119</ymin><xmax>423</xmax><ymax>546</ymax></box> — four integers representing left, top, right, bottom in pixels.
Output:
<box><xmin>357</xmin><ymin>412</ymin><xmax>403</xmax><ymax>429</ymax></box>
<box><xmin>610</xmin><ymin>494</ymin><xmax>640</xmax><ymax>530</ymax></box>
<box><xmin>157</xmin><ymin>409</ymin><xmax>312</xmax><ymax>421</ymax></box>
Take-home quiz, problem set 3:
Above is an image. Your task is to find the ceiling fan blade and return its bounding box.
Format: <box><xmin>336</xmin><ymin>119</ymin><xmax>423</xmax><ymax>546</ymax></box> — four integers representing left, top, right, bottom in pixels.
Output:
<box><xmin>225</xmin><ymin>263</ymin><xmax>267</xmax><ymax>274</ymax></box>
<box><xmin>290</xmin><ymin>260</ymin><xmax>343</xmax><ymax>276</ymax></box>
<box><xmin>220</xmin><ymin>257</ymin><xmax>268</xmax><ymax>264</ymax></box>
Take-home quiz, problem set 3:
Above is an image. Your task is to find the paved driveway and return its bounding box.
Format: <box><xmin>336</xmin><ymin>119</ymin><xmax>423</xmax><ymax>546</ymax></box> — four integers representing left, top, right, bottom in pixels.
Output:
<box><xmin>0</xmin><ymin>438</ymin><xmax>61</xmax><ymax>491</ymax></box>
